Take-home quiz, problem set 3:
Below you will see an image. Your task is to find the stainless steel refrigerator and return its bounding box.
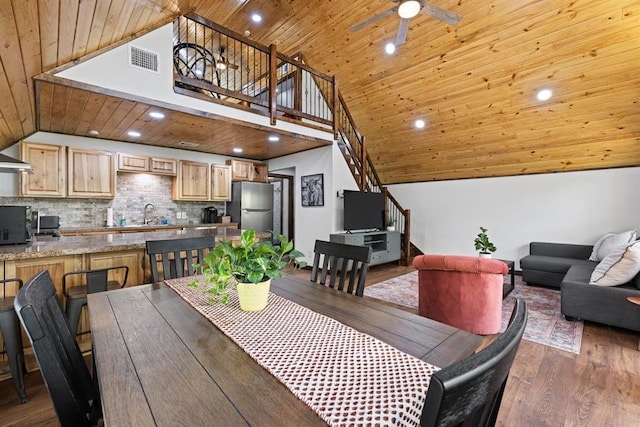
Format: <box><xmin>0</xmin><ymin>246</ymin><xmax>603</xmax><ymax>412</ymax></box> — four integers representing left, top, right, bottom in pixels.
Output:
<box><xmin>227</xmin><ymin>182</ymin><xmax>274</xmax><ymax>232</ymax></box>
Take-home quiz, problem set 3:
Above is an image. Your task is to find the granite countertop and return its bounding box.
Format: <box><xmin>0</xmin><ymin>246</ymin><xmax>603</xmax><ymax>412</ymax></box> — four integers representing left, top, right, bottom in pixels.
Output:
<box><xmin>59</xmin><ymin>223</ymin><xmax>237</xmax><ymax>234</ymax></box>
<box><xmin>0</xmin><ymin>227</ymin><xmax>269</xmax><ymax>261</ymax></box>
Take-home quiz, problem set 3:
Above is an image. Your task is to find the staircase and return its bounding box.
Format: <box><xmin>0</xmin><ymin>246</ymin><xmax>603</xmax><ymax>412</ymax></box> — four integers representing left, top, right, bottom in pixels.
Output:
<box><xmin>172</xmin><ymin>14</ymin><xmax>413</xmax><ymax>266</ymax></box>
<box><xmin>334</xmin><ymin>94</ymin><xmax>413</xmax><ymax>266</ymax></box>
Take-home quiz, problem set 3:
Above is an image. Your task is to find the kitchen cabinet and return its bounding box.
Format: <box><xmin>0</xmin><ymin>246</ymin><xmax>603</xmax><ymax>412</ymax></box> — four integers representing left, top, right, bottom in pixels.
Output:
<box><xmin>68</xmin><ymin>147</ymin><xmax>115</xmax><ymax>198</ymax></box>
<box><xmin>89</xmin><ymin>250</ymin><xmax>145</xmax><ymax>288</ymax></box>
<box><xmin>19</xmin><ymin>141</ymin><xmax>66</xmax><ymax>197</ymax></box>
<box><xmin>117</xmin><ymin>153</ymin><xmax>177</xmax><ymax>176</ymax></box>
<box><xmin>150</xmin><ymin>157</ymin><xmax>177</xmax><ymax>175</ymax></box>
<box><xmin>211</xmin><ymin>164</ymin><xmax>232</xmax><ymax>201</ymax></box>
<box><xmin>4</xmin><ymin>255</ymin><xmax>83</xmax><ymax>305</ymax></box>
<box><xmin>252</xmin><ymin>163</ymin><xmax>268</xmax><ymax>182</ymax></box>
<box><xmin>227</xmin><ymin>159</ymin><xmax>268</xmax><ymax>183</ymax></box>
<box><xmin>173</xmin><ymin>160</ymin><xmax>210</xmax><ymax>201</ymax></box>
<box><xmin>117</xmin><ymin>153</ymin><xmax>149</xmax><ymax>172</ymax></box>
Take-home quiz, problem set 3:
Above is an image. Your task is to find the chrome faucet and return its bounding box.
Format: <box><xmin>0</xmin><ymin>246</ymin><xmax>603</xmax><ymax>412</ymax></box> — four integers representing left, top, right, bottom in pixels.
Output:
<box><xmin>143</xmin><ymin>203</ymin><xmax>155</xmax><ymax>225</ymax></box>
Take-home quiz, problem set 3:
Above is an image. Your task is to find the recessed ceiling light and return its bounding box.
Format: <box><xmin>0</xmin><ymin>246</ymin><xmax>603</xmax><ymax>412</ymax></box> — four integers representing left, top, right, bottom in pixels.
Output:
<box><xmin>385</xmin><ymin>42</ymin><xmax>396</xmax><ymax>55</ymax></box>
<box><xmin>127</xmin><ymin>131</ymin><xmax>141</xmax><ymax>137</ymax></box>
<box><xmin>268</xmin><ymin>136</ymin><xmax>280</xmax><ymax>142</ymax></box>
<box><xmin>88</xmin><ymin>130</ymin><xmax>100</xmax><ymax>136</ymax></box>
<box><xmin>149</xmin><ymin>112</ymin><xmax>165</xmax><ymax>119</ymax></box>
<box><xmin>233</xmin><ymin>148</ymin><xmax>243</xmax><ymax>153</ymax></box>
<box><xmin>536</xmin><ymin>88</ymin><xmax>553</xmax><ymax>101</ymax></box>
<box><xmin>251</xmin><ymin>13</ymin><xmax>262</xmax><ymax>23</ymax></box>
<box><xmin>398</xmin><ymin>0</ymin><xmax>421</xmax><ymax>19</ymax></box>
<box><xmin>414</xmin><ymin>119</ymin><xmax>426</xmax><ymax>129</ymax></box>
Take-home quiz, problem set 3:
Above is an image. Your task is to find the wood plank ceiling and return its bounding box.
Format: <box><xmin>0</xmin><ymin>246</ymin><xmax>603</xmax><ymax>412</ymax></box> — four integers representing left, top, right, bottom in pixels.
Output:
<box><xmin>0</xmin><ymin>0</ymin><xmax>638</xmax><ymax>184</ymax></box>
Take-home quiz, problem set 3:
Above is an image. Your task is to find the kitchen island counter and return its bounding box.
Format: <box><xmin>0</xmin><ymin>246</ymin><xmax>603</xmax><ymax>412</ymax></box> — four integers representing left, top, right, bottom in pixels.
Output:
<box><xmin>0</xmin><ymin>227</ymin><xmax>267</xmax><ymax>261</ymax></box>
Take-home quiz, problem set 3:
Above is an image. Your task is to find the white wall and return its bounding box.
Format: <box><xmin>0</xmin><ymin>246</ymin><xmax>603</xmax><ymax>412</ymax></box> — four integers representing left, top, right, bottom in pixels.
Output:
<box><xmin>388</xmin><ymin>167</ymin><xmax>640</xmax><ymax>269</ymax></box>
<box><xmin>268</xmin><ymin>144</ymin><xmax>357</xmax><ymax>264</ymax></box>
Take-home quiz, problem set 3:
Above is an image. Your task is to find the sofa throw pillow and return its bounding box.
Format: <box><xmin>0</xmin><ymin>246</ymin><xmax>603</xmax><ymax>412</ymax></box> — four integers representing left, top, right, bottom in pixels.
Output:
<box><xmin>590</xmin><ymin>241</ymin><xmax>640</xmax><ymax>286</ymax></box>
<box><xmin>589</xmin><ymin>233</ymin><xmax>614</xmax><ymax>261</ymax></box>
<box><xmin>589</xmin><ymin>230</ymin><xmax>637</xmax><ymax>262</ymax></box>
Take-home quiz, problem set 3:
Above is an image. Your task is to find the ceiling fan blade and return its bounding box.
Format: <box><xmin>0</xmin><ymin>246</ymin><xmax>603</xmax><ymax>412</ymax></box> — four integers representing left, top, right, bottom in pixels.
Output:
<box><xmin>350</xmin><ymin>7</ymin><xmax>398</xmax><ymax>32</ymax></box>
<box><xmin>395</xmin><ymin>18</ymin><xmax>410</xmax><ymax>45</ymax></box>
<box><xmin>422</xmin><ymin>2</ymin><xmax>463</xmax><ymax>26</ymax></box>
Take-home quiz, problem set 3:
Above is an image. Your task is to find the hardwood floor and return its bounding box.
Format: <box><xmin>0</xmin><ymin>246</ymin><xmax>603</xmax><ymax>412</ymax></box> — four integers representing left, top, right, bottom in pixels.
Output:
<box><xmin>1</xmin><ymin>263</ymin><xmax>638</xmax><ymax>426</ymax></box>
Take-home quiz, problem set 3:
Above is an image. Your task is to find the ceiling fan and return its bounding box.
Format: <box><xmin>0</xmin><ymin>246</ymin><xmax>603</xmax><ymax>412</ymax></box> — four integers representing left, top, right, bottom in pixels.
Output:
<box><xmin>350</xmin><ymin>0</ymin><xmax>462</xmax><ymax>45</ymax></box>
<box><xmin>215</xmin><ymin>47</ymin><xmax>239</xmax><ymax>71</ymax></box>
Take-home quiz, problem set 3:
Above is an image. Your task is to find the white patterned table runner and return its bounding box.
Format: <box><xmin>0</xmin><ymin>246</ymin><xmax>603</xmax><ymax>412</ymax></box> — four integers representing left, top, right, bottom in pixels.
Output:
<box><xmin>165</xmin><ymin>277</ymin><xmax>440</xmax><ymax>427</ymax></box>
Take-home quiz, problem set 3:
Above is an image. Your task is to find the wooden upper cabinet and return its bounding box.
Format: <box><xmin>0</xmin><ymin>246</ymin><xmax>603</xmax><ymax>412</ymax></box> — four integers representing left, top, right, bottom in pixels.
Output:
<box><xmin>118</xmin><ymin>153</ymin><xmax>149</xmax><ymax>172</ymax></box>
<box><xmin>19</xmin><ymin>141</ymin><xmax>66</xmax><ymax>197</ymax></box>
<box><xmin>173</xmin><ymin>160</ymin><xmax>210</xmax><ymax>201</ymax></box>
<box><xmin>67</xmin><ymin>147</ymin><xmax>115</xmax><ymax>198</ymax></box>
<box><xmin>150</xmin><ymin>157</ymin><xmax>177</xmax><ymax>175</ymax></box>
<box><xmin>251</xmin><ymin>163</ymin><xmax>268</xmax><ymax>183</ymax></box>
<box><xmin>228</xmin><ymin>159</ymin><xmax>252</xmax><ymax>181</ymax></box>
<box><xmin>118</xmin><ymin>154</ymin><xmax>177</xmax><ymax>176</ymax></box>
<box><xmin>227</xmin><ymin>159</ymin><xmax>268</xmax><ymax>183</ymax></box>
<box><xmin>211</xmin><ymin>164</ymin><xmax>232</xmax><ymax>201</ymax></box>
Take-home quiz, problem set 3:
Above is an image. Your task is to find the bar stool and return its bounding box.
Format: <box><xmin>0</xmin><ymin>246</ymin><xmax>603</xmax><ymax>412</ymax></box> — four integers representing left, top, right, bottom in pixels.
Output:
<box><xmin>0</xmin><ymin>278</ymin><xmax>27</xmax><ymax>403</ymax></box>
<box><xmin>62</xmin><ymin>266</ymin><xmax>129</xmax><ymax>335</ymax></box>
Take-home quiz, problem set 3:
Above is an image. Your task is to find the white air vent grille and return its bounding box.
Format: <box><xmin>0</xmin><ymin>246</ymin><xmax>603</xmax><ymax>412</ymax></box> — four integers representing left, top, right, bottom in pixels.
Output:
<box><xmin>129</xmin><ymin>45</ymin><xmax>158</xmax><ymax>73</ymax></box>
<box><xmin>178</xmin><ymin>141</ymin><xmax>199</xmax><ymax>148</ymax></box>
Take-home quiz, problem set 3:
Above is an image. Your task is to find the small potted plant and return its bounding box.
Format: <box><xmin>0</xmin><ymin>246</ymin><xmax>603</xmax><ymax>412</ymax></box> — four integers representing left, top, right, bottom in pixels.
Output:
<box><xmin>473</xmin><ymin>226</ymin><xmax>497</xmax><ymax>258</ymax></box>
<box><xmin>387</xmin><ymin>218</ymin><xmax>396</xmax><ymax>231</ymax></box>
<box><xmin>189</xmin><ymin>228</ymin><xmax>305</xmax><ymax>311</ymax></box>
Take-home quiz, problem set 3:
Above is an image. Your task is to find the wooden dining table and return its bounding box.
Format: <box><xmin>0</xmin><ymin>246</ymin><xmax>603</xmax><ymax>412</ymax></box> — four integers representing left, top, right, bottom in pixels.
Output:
<box><xmin>88</xmin><ymin>275</ymin><xmax>482</xmax><ymax>426</ymax></box>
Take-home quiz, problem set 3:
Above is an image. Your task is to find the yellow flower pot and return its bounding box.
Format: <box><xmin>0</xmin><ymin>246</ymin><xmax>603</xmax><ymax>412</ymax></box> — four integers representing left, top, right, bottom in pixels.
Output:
<box><xmin>236</xmin><ymin>279</ymin><xmax>271</xmax><ymax>312</ymax></box>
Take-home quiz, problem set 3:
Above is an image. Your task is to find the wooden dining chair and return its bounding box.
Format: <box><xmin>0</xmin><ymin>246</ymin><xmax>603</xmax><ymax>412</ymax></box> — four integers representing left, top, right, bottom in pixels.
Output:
<box><xmin>420</xmin><ymin>299</ymin><xmax>528</xmax><ymax>427</ymax></box>
<box><xmin>310</xmin><ymin>240</ymin><xmax>372</xmax><ymax>296</ymax></box>
<box><xmin>146</xmin><ymin>235</ymin><xmax>215</xmax><ymax>282</ymax></box>
<box><xmin>14</xmin><ymin>270</ymin><xmax>101</xmax><ymax>426</ymax></box>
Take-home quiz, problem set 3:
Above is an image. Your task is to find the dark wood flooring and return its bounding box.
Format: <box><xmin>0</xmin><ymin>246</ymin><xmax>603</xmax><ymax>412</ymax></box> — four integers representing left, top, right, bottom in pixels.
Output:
<box><xmin>1</xmin><ymin>263</ymin><xmax>639</xmax><ymax>426</ymax></box>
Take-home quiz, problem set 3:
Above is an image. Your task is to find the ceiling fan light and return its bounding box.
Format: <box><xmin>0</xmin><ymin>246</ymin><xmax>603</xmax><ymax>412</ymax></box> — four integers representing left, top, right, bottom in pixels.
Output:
<box><xmin>398</xmin><ymin>1</ymin><xmax>421</xmax><ymax>19</ymax></box>
<box><xmin>385</xmin><ymin>42</ymin><xmax>396</xmax><ymax>54</ymax></box>
<box><xmin>216</xmin><ymin>62</ymin><xmax>227</xmax><ymax>70</ymax></box>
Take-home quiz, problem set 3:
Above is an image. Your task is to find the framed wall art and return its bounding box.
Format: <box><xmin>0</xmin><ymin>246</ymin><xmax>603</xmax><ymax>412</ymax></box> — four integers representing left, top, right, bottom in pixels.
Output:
<box><xmin>301</xmin><ymin>173</ymin><xmax>324</xmax><ymax>207</ymax></box>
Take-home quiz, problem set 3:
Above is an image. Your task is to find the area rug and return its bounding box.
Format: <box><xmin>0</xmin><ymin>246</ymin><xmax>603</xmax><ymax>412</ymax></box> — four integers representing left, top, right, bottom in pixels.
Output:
<box><xmin>364</xmin><ymin>271</ymin><xmax>583</xmax><ymax>354</ymax></box>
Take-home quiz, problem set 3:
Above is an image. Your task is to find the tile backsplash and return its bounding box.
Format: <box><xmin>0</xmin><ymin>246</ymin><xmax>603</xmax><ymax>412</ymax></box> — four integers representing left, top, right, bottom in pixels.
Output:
<box><xmin>0</xmin><ymin>173</ymin><xmax>226</xmax><ymax>228</ymax></box>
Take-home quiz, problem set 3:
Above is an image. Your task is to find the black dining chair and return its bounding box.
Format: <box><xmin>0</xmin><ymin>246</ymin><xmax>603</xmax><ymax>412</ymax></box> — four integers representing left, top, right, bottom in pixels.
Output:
<box><xmin>0</xmin><ymin>278</ymin><xmax>27</xmax><ymax>403</ymax></box>
<box><xmin>62</xmin><ymin>265</ymin><xmax>129</xmax><ymax>336</ymax></box>
<box><xmin>421</xmin><ymin>299</ymin><xmax>528</xmax><ymax>427</ymax></box>
<box><xmin>146</xmin><ymin>235</ymin><xmax>216</xmax><ymax>282</ymax></box>
<box><xmin>310</xmin><ymin>240</ymin><xmax>372</xmax><ymax>296</ymax></box>
<box><xmin>14</xmin><ymin>270</ymin><xmax>101</xmax><ymax>426</ymax></box>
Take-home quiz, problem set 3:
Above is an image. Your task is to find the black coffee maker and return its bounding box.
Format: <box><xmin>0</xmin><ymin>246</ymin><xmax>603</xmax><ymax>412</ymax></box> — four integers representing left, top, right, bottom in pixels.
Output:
<box><xmin>203</xmin><ymin>207</ymin><xmax>218</xmax><ymax>223</ymax></box>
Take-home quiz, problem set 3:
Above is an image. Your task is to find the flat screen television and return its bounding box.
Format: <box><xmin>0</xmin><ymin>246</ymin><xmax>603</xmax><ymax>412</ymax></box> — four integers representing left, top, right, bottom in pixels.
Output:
<box><xmin>343</xmin><ymin>190</ymin><xmax>385</xmax><ymax>231</ymax></box>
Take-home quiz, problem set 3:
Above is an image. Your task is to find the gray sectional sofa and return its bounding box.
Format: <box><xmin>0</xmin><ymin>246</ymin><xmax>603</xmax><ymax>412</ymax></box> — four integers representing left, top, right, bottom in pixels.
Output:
<box><xmin>520</xmin><ymin>241</ymin><xmax>640</xmax><ymax>333</ymax></box>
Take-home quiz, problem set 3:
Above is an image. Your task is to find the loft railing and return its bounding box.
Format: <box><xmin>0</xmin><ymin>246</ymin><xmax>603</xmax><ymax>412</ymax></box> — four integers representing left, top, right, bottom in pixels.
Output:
<box><xmin>172</xmin><ymin>14</ymin><xmax>412</xmax><ymax>265</ymax></box>
<box><xmin>173</xmin><ymin>14</ymin><xmax>335</xmax><ymax>129</ymax></box>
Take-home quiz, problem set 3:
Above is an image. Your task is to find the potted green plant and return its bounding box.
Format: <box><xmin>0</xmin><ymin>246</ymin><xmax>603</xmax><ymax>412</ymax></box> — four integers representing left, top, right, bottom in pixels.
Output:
<box><xmin>473</xmin><ymin>226</ymin><xmax>497</xmax><ymax>258</ymax></box>
<box><xmin>387</xmin><ymin>218</ymin><xmax>396</xmax><ymax>231</ymax></box>
<box><xmin>189</xmin><ymin>228</ymin><xmax>306</xmax><ymax>311</ymax></box>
